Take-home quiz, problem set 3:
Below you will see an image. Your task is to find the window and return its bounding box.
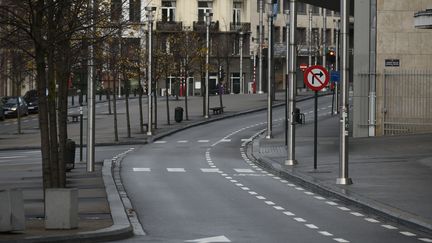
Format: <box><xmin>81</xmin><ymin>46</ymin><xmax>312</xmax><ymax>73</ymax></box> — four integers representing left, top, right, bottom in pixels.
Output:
<box><xmin>310</xmin><ymin>5</ymin><xmax>320</xmax><ymax>16</ymax></box>
<box><xmin>256</xmin><ymin>25</ymin><xmax>265</xmax><ymax>40</ymax></box>
<box><xmin>297</xmin><ymin>3</ymin><xmax>306</xmax><ymax>15</ymax></box>
<box><xmin>198</xmin><ymin>1</ymin><xmax>212</xmax><ymax>22</ymax></box>
<box><xmin>111</xmin><ymin>0</ymin><xmax>122</xmax><ymax>22</ymax></box>
<box><xmin>282</xmin><ymin>27</ymin><xmax>287</xmax><ymax>43</ymax></box>
<box><xmin>256</xmin><ymin>0</ymin><xmax>263</xmax><ymax>13</ymax></box>
<box><xmin>129</xmin><ymin>0</ymin><xmax>141</xmax><ymax>22</ymax></box>
<box><xmin>233</xmin><ymin>2</ymin><xmax>241</xmax><ymax>25</ymax></box>
<box><xmin>283</xmin><ymin>0</ymin><xmax>290</xmax><ymax>12</ymax></box>
<box><xmin>274</xmin><ymin>26</ymin><xmax>281</xmax><ymax>43</ymax></box>
<box><xmin>162</xmin><ymin>1</ymin><xmax>176</xmax><ymax>22</ymax></box>
<box><xmin>297</xmin><ymin>27</ymin><xmax>306</xmax><ymax>45</ymax></box>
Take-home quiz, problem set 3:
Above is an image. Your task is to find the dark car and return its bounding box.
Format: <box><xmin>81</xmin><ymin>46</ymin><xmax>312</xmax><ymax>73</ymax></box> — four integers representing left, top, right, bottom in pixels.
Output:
<box><xmin>0</xmin><ymin>98</ymin><xmax>5</xmax><ymax>121</ymax></box>
<box><xmin>3</xmin><ymin>96</ymin><xmax>28</xmax><ymax>118</ymax></box>
<box><xmin>24</xmin><ymin>90</ymin><xmax>38</xmax><ymax>114</ymax></box>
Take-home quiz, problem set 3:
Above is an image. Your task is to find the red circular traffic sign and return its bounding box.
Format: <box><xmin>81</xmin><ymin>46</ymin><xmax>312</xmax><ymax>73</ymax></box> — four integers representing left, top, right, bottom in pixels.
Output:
<box><xmin>300</xmin><ymin>63</ymin><xmax>308</xmax><ymax>71</ymax></box>
<box><xmin>303</xmin><ymin>65</ymin><xmax>330</xmax><ymax>91</ymax></box>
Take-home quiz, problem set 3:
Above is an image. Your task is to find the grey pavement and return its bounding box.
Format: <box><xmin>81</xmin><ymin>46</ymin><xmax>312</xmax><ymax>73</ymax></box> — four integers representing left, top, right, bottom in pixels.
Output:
<box><xmin>250</xmin><ymin>113</ymin><xmax>432</xmax><ymax>235</ymax></box>
<box><xmin>1</xmin><ymin>91</ymin><xmax>431</xmax><ymax>241</ymax></box>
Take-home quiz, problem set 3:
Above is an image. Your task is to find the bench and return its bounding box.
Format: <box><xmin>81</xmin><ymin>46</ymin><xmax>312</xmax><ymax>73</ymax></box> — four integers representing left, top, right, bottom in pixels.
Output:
<box><xmin>210</xmin><ymin>106</ymin><xmax>225</xmax><ymax>115</ymax></box>
<box><xmin>68</xmin><ymin>113</ymin><xmax>80</xmax><ymax>123</ymax></box>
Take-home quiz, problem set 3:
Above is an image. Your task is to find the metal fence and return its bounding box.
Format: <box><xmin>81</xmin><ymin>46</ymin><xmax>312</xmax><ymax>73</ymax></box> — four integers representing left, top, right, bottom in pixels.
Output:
<box><xmin>382</xmin><ymin>70</ymin><xmax>432</xmax><ymax>135</ymax></box>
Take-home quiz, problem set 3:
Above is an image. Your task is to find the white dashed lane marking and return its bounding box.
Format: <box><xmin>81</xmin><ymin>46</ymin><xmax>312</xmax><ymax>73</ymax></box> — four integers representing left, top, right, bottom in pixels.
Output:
<box><xmin>201</xmin><ymin>168</ymin><xmax>221</xmax><ymax>173</ymax></box>
<box><xmin>419</xmin><ymin>238</ymin><xmax>432</xmax><ymax>242</ymax></box>
<box><xmin>154</xmin><ymin>141</ymin><xmax>166</xmax><ymax>144</ymax></box>
<box><xmin>133</xmin><ymin>168</ymin><xmax>151</xmax><ymax>172</ymax></box>
<box><xmin>364</xmin><ymin>218</ymin><xmax>380</xmax><ymax>223</ymax></box>
<box><xmin>234</xmin><ymin>168</ymin><xmax>255</xmax><ymax>173</ymax></box>
<box><xmin>167</xmin><ymin>168</ymin><xmax>186</xmax><ymax>172</ymax></box>
<box><xmin>198</xmin><ymin>140</ymin><xmax>209</xmax><ymax>143</ymax></box>
<box><xmin>400</xmin><ymin>231</ymin><xmax>416</xmax><ymax>237</ymax></box>
<box><xmin>381</xmin><ymin>225</ymin><xmax>397</xmax><ymax>230</ymax></box>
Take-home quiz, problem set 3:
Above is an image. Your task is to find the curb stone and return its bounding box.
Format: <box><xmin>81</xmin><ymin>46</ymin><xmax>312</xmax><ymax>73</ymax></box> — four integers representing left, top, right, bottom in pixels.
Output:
<box><xmin>247</xmin><ymin>133</ymin><xmax>432</xmax><ymax>236</ymax></box>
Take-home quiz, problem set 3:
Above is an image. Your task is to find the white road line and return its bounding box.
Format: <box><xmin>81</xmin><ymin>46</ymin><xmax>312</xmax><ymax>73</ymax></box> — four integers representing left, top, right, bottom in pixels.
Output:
<box><xmin>280</xmin><ymin>180</ymin><xmax>288</xmax><ymax>183</ymax></box>
<box><xmin>235</xmin><ymin>183</ymin><xmax>244</xmax><ymax>187</ymax></box>
<box><xmin>304</xmin><ymin>192</ymin><xmax>314</xmax><ymax>195</ymax></box>
<box><xmin>0</xmin><ymin>156</ymin><xmax>27</xmax><ymax>159</ymax></box>
<box><xmin>230</xmin><ymin>180</ymin><xmax>238</xmax><ymax>183</ymax></box>
<box><xmin>273</xmin><ymin>206</ymin><xmax>285</xmax><ymax>211</ymax></box>
<box><xmin>265</xmin><ymin>201</ymin><xmax>275</xmax><ymax>205</ymax></box>
<box><xmin>294</xmin><ymin>217</ymin><xmax>306</xmax><ymax>222</ymax></box>
<box><xmin>333</xmin><ymin>238</ymin><xmax>349</xmax><ymax>243</ymax></box>
<box><xmin>287</xmin><ymin>184</ymin><xmax>296</xmax><ymax>187</ymax></box>
<box><xmin>220</xmin><ymin>139</ymin><xmax>231</xmax><ymax>142</ymax></box>
<box><xmin>248</xmin><ymin>191</ymin><xmax>258</xmax><ymax>195</ymax></box>
<box><xmin>272</xmin><ymin>176</ymin><xmax>281</xmax><ymax>180</ymax></box>
<box><xmin>225</xmin><ymin>177</ymin><xmax>232</xmax><ymax>179</ymax></box>
<box><xmin>241</xmin><ymin>187</ymin><xmax>250</xmax><ymax>191</ymax></box>
<box><xmin>201</xmin><ymin>168</ymin><xmax>220</xmax><ymax>173</ymax></box>
<box><xmin>400</xmin><ymin>231</ymin><xmax>416</xmax><ymax>237</ymax></box>
<box><xmin>350</xmin><ymin>212</ymin><xmax>364</xmax><ymax>217</ymax></box>
<box><xmin>295</xmin><ymin>187</ymin><xmax>304</xmax><ymax>191</ymax></box>
<box><xmin>167</xmin><ymin>168</ymin><xmax>186</xmax><ymax>172</ymax></box>
<box><xmin>234</xmin><ymin>168</ymin><xmax>255</xmax><ymax>173</ymax></box>
<box><xmin>337</xmin><ymin>206</ymin><xmax>350</xmax><ymax>211</ymax></box>
<box><xmin>419</xmin><ymin>238</ymin><xmax>432</xmax><ymax>242</ymax></box>
<box><xmin>177</xmin><ymin>140</ymin><xmax>188</xmax><ymax>143</ymax></box>
<box><xmin>241</xmin><ymin>139</ymin><xmax>252</xmax><ymax>142</ymax></box>
<box><xmin>283</xmin><ymin>211</ymin><xmax>295</xmax><ymax>216</ymax></box>
<box><xmin>154</xmin><ymin>141</ymin><xmax>166</xmax><ymax>144</ymax></box>
<box><xmin>326</xmin><ymin>201</ymin><xmax>338</xmax><ymax>206</ymax></box>
<box><xmin>221</xmin><ymin>174</ymin><xmax>228</xmax><ymax>176</ymax></box>
<box><xmin>305</xmin><ymin>224</ymin><xmax>319</xmax><ymax>229</ymax></box>
<box><xmin>198</xmin><ymin>140</ymin><xmax>209</xmax><ymax>143</ymax></box>
<box><xmin>364</xmin><ymin>218</ymin><xmax>380</xmax><ymax>223</ymax></box>
<box><xmin>381</xmin><ymin>225</ymin><xmax>398</xmax><ymax>230</ymax></box>
<box><xmin>133</xmin><ymin>168</ymin><xmax>151</xmax><ymax>172</ymax></box>
<box><xmin>319</xmin><ymin>231</ymin><xmax>334</xmax><ymax>237</ymax></box>
<box><xmin>256</xmin><ymin>196</ymin><xmax>266</xmax><ymax>200</ymax></box>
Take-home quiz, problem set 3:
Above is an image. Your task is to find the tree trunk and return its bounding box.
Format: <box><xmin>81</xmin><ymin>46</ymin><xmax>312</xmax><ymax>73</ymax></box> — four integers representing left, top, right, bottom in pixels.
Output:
<box><xmin>113</xmin><ymin>73</ymin><xmax>119</xmax><ymax>142</ymax></box>
<box><xmin>16</xmin><ymin>96</ymin><xmax>22</xmax><ymax>134</ymax></box>
<box><xmin>138</xmin><ymin>84</ymin><xmax>144</xmax><ymax>133</ymax></box>
<box><xmin>107</xmin><ymin>89</ymin><xmax>112</xmax><ymax>115</ymax></box>
<box><xmin>125</xmin><ymin>81</ymin><xmax>131</xmax><ymax>138</ymax></box>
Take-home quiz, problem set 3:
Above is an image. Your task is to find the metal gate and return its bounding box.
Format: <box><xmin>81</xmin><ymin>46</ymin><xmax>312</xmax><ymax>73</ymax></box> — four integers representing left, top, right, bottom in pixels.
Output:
<box><xmin>383</xmin><ymin>70</ymin><xmax>432</xmax><ymax>135</ymax></box>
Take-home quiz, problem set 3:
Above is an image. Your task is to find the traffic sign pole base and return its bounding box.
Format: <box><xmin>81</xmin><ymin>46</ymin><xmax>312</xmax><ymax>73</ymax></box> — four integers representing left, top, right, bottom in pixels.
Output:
<box><xmin>336</xmin><ymin>177</ymin><xmax>353</xmax><ymax>185</ymax></box>
<box><xmin>284</xmin><ymin>159</ymin><xmax>297</xmax><ymax>166</ymax></box>
<box><xmin>258</xmin><ymin>91</ymin><xmax>264</xmax><ymax>94</ymax></box>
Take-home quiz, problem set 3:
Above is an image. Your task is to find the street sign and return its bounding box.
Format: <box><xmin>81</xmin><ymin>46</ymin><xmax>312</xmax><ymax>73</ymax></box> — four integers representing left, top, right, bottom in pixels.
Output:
<box><xmin>300</xmin><ymin>63</ymin><xmax>308</xmax><ymax>71</ymax></box>
<box><xmin>303</xmin><ymin>65</ymin><xmax>330</xmax><ymax>91</ymax></box>
<box><xmin>330</xmin><ymin>70</ymin><xmax>340</xmax><ymax>83</ymax></box>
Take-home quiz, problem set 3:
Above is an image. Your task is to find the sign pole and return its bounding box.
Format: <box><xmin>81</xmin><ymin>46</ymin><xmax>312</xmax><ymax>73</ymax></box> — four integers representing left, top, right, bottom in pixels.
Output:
<box><xmin>314</xmin><ymin>90</ymin><xmax>318</xmax><ymax>169</ymax></box>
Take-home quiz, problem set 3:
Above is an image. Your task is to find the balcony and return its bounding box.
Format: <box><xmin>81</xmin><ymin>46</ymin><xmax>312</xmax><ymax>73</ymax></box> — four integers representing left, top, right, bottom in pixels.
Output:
<box><xmin>193</xmin><ymin>21</ymin><xmax>219</xmax><ymax>32</ymax></box>
<box><xmin>156</xmin><ymin>21</ymin><xmax>183</xmax><ymax>32</ymax></box>
<box><xmin>230</xmin><ymin>22</ymin><xmax>251</xmax><ymax>33</ymax></box>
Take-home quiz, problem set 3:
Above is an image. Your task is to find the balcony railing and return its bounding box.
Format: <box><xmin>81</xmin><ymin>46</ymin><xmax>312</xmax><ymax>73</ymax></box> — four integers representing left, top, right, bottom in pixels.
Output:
<box><xmin>156</xmin><ymin>21</ymin><xmax>183</xmax><ymax>32</ymax></box>
<box><xmin>229</xmin><ymin>22</ymin><xmax>251</xmax><ymax>32</ymax></box>
<box><xmin>193</xmin><ymin>21</ymin><xmax>219</xmax><ymax>32</ymax></box>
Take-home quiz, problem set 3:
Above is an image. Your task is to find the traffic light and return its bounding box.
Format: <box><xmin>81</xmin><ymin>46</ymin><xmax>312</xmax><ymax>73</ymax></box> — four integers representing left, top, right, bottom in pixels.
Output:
<box><xmin>327</xmin><ymin>49</ymin><xmax>336</xmax><ymax>65</ymax></box>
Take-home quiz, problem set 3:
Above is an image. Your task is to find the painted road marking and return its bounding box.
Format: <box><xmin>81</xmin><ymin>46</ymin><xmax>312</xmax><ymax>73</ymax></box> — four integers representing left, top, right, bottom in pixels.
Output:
<box><xmin>400</xmin><ymin>231</ymin><xmax>416</xmax><ymax>237</ymax></box>
<box><xmin>364</xmin><ymin>218</ymin><xmax>380</xmax><ymax>223</ymax></box>
<box><xmin>337</xmin><ymin>206</ymin><xmax>350</xmax><ymax>211</ymax></box>
<box><xmin>333</xmin><ymin>238</ymin><xmax>349</xmax><ymax>243</ymax></box>
<box><xmin>154</xmin><ymin>141</ymin><xmax>166</xmax><ymax>144</ymax></box>
<box><xmin>248</xmin><ymin>191</ymin><xmax>258</xmax><ymax>195</ymax></box>
<box><xmin>234</xmin><ymin>168</ymin><xmax>255</xmax><ymax>173</ymax></box>
<box><xmin>265</xmin><ymin>201</ymin><xmax>275</xmax><ymax>205</ymax></box>
<box><xmin>381</xmin><ymin>225</ymin><xmax>398</xmax><ymax>230</ymax></box>
<box><xmin>305</xmin><ymin>224</ymin><xmax>319</xmax><ymax>229</ymax></box>
<box><xmin>350</xmin><ymin>212</ymin><xmax>364</xmax><ymax>217</ymax></box>
<box><xmin>167</xmin><ymin>168</ymin><xmax>186</xmax><ymax>172</ymax></box>
<box><xmin>198</xmin><ymin>140</ymin><xmax>210</xmax><ymax>143</ymax></box>
<box><xmin>201</xmin><ymin>168</ymin><xmax>220</xmax><ymax>173</ymax></box>
<box><xmin>273</xmin><ymin>206</ymin><xmax>285</xmax><ymax>211</ymax></box>
<box><xmin>133</xmin><ymin>168</ymin><xmax>151</xmax><ymax>172</ymax></box>
<box><xmin>326</xmin><ymin>201</ymin><xmax>338</xmax><ymax>206</ymax></box>
<box><xmin>283</xmin><ymin>211</ymin><xmax>295</xmax><ymax>216</ymax></box>
<box><xmin>419</xmin><ymin>238</ymin><xmax>432</xmax><ymax>242</ymax></box>
<box><xmin>294</xmin><ymin>217</ymin><xmax>307</xmax><ymax>222</ymax></box>
<box><xmin>177</xmin><ymin>140</ymin><xmax>189</xmax><ymax>143</ymax></box>
<box><xmin>256</xmin><ymin>196</ymin><xmax>266</xmax><ymax>200</ymax></box>
<box><xmin>319</xmin><ymin>231</ymin><xmax>334</xmax><ymax>237</ymax></box>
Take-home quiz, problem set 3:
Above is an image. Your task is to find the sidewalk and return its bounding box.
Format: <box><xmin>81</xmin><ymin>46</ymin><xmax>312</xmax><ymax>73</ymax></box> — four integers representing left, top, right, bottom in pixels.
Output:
<box><xmin>250</xmin><ymin>113</ymin><xmax>432</xmax><ymax>235</ymax></box>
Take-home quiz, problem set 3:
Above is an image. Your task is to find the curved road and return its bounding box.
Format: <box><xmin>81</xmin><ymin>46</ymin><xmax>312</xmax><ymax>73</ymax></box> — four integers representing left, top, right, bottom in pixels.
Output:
<box><xmin>117</xmin><ymin>96</ymin><xmax>426</xmax><ymax>243</ymax></box>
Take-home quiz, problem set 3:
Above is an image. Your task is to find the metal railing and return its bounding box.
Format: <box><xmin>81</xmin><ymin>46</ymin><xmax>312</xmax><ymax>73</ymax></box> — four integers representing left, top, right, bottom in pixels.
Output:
<box><xmin>382</xmin><ymin>70</ymin><xmax>432</xmax><ymax>135</ymax></box>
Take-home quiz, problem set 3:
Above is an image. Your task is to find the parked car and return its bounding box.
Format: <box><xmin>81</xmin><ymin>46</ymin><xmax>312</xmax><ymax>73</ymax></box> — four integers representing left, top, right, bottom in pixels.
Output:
<box><xmin>3</xmin><ymin>96</ymin><xmax>28</xmax><ymax>118</ymax></box>
<box><xmin>24</xmin><ymin>90</ymin><xmax>38</xmax><ymax>114</ymax></box>
<box><xmin>0</xmin><ymin>97</ymin><xmax>5</xmax><ymax>121</ymax></box>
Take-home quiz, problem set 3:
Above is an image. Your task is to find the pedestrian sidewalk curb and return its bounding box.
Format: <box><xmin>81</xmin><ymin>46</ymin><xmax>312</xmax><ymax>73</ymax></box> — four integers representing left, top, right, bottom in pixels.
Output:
<box><xmin>4</xmin><ymin>157</ymin><xmax>134</xmax><ymax>243</ymax></box>
<box><xmin>247</xmin><ymin>133</ymin><xmax>432</xmax><ymax>236</ymax></box>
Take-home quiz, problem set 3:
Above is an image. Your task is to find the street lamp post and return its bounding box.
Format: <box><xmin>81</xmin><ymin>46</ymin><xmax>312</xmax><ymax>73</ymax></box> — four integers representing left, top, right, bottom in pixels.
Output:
<box><xmin>146</xmin><ymin>6</ymin><xmax>156</xmax><ymax>136</ymax></box>
<box><xmin>239</xmin><ymin>31</ymin><xmax>244</xmax><ymax>94</ymax></box>
<box><xmin>337</xmin><ymin>0</ymin><xmax>353</xmax><ymax>185</ymax></box>
<box><xmin>322</xmin><ymin>9</ymin><xmax>327</xmax><ymax>68</ymax></box>
<box><xmin>334</xmin><ymin>19</ymin><xmax>340</xmax><ymax>114</ymax></box>
<box><xmin>258</xmin><ymin>0</ymin><xmax>264</xmax><ymax>94</ymax></box>
<box><xmin>308</xmin><ymin>9</ymin><xmax>312</xmax><ymax>67</ymax></box>
<box><xmin>285</xmin><ymin>0</ymin><xmax>297</xmax><ymax>166</ymax></box>
<box><xmin>86</xmin><ymin>0</ymin><xmax>95</xmax><ymax>172</ymax></box>
<box><xmin>204</xmin><ymin>12</ymin><xmax>213</xmax><ymax>119</ymax></box>
<box><xmin>284</xmin><ymin>10</ymin><xmax>290</xmax><ymax>146</ymax></box>
<box><xmin>266</xmin><ymin>10</ymin><xmax>273</xmax><ymax>139</ymax></box>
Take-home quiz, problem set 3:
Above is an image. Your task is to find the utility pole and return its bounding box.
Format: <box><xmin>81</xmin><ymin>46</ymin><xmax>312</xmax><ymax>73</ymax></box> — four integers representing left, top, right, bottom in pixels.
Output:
<box><xmin>337</xmin><ymin>0</ymin><xmax>353</xmax><ymax>185</ymax></box>
<box><xmin>334</xmin><ymin>19</ymin><xmax>340</xmax><ymax>115</ymax></box>
<box><xmin>86</xmin><ymin>0</ymin><xmax>95</xmax><ymax>172</ymax></box>
<box><xmin>286</xmin><ymin>0</ymin><xmax>297</xmax><ymax>166</ymax></box>
<box><xmin>146</xmin><ymin>6</ymin><xmax>156</xmax><ymax>136</ymax></box>
<box><xmin>258</xmin><ymin>0</ymin><xmax>264</xmax><ymax>94</ymax></box>
<box><xmin>266</xmin><ymin>8</ymin><xmax>273</xmax><ymax>139</ymax></box>
<box><xmin>322</xmin><ymin>8</ymin><xmax>327</xmax><ymax>68</ymax></box>
<box><xmin>239</xmin><ymin>31</ymin><xmax>244</xmax><ymax>94</ymax></box>
<box><xmin>308</xmin><ymin>9</ymin><xmax>312</xmax><ymax>67</ymax></box>
<box><xmin>204</xmin><ymin>12</ymin><xmax>213</xmax><ymax>119</ymax></box>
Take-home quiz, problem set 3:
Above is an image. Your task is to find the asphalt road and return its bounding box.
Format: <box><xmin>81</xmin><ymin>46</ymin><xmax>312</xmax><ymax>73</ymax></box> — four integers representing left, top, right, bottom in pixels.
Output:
<box><xmin>115</xmin><ymin>96</ymin><xmax>424</xmax><ymax>243</ymax></box>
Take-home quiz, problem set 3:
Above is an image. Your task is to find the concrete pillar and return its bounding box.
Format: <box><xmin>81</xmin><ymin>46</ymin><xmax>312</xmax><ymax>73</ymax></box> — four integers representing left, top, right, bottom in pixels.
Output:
<box><xmin>0</xmin><ymin>189</ymin><xmax>25</xmax><ymax>232</ymax></box>
<box><xmin>45</xmin><ymin>188</ymin><xmax>78</xmax><ymax>229</ymax></box>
